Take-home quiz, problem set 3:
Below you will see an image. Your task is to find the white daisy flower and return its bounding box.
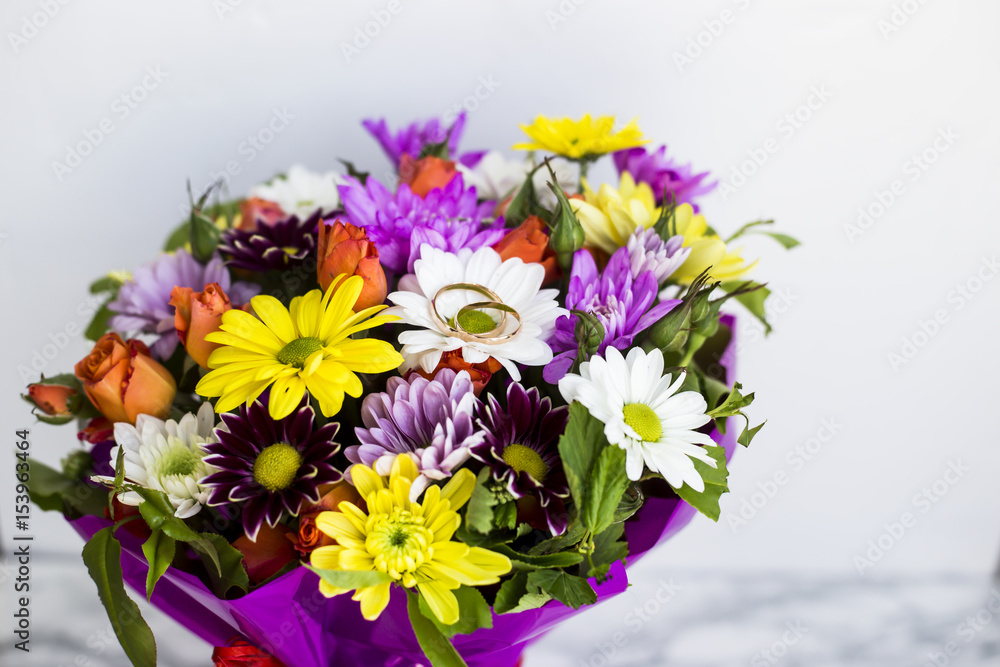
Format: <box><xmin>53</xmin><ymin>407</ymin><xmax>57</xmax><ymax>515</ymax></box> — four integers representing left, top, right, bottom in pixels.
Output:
<box><xmin>100</xmin><ymin>402</ymin><xmax>220</xmax><ymax>518</ymax></box>
<box><xmin>249</xmin><ymin>164</ymin><xmax>343</xmax><ymax>219</ymax></box>
<box><xmin>387</xmin><ymin>244</ymin><xmax>567</xmax><ymax>381</ymax></box>
<box><xmin>558</xmin><ymin>346</ymin><xmax>718</xmax><ymax>491</ymax></box>
<box><xmin>457</xmin><ymin>151</ymin><xmax>576</xmax><ymax>207</ymax></box>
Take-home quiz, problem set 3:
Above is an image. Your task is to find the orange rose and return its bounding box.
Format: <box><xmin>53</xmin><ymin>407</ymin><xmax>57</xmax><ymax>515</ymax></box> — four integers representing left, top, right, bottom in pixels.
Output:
<box><xmin>170</xmin><ymin>282</ymin><xmax>232</xmax><ymax>368</ymax></box>
<box><xmin>25</xmin><ymin>382</ymin><xmax>77</xmax><ymax>416</ymax></box>
<box><xmin>493</xmin><ymin>215</ymin><xmax>561</xmax><ymax>286</ymax></box>
<box><xmin>238</xmin><ymin>197</ymin><xmax>286</xmax><ymax>230</ymax></box>
<box><xmin>398</xmin><ymin>154</ymin><xmax>458</xmax><ymax>197</ymax></box>
<box><xmin>411</xmin><ymin>351</ymin><xmax>503</xmax><ymax>396</ymax></box>
<box><xmin>316</xmin><ymin>220</ymin><xmax>388</xmax><ymax>311</ymax></box>
<box><xmin>232</xmin><ymin>523</ymin><xmax>298</xmax><ymax>585</ymax></box>
<box><xmin>74</xmin><ymin>333</ymin><xmax>176</xmax><ymax>424</ymax></box>
<box><xmin>289</xmin><ymin>481</ymin><xmax>362</xmax><ymax>556</ymax></box>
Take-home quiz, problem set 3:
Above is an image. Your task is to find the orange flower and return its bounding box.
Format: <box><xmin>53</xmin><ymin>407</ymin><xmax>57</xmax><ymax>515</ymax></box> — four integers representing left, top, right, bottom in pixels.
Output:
<box><xmin>398</xmin><ymin>154</ymin><xmax>458</xmax><ymax>197</ymax></box>
<box><xmin>493</xmin><ymin>215</ymin><xmax>561</xmax><ymax>285</ymax></box>
<box><xmin>238</xmin><ymin>197</ymin><xmax>286</xmax><ymax>230</ymax></box>
<box><xmin>25</xmin><ymin>382</ymin><xmax>77</xmax><ymax>416</ymax></box>
<box><xmin>170</xmin><ymin>282</ymin><xmax>233</xmax><ymax>368</ymax></box>
<box><xmin>232</xmin><ymin>523</ymin><xmax>298</xmax><ymax>585</ymax></box>
<box><xmin>316</xmin><ymin>220</ymin><xmax>388</xmax><ymax>311</ymax></box>
<box><xmin>74</xmin><ymin>333</ymin><xmax>176</xmax><ymax>424</ymax></box>
<box><xmin>288</xmin><ymin>482</ymin><xmax>363</xmax><ymax>556</ymax></box>
<box><xmin>411</xmin><ymin>351</ymin><xmax>502</xmax><ymax>396</ymax></box>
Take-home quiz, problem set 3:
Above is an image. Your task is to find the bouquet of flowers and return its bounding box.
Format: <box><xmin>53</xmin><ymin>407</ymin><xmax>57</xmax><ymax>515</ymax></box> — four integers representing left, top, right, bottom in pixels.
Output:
<box><xmin>23</xmin><ymin>112</ymin><xmax>794</xmax><ymax>667</ymax></box>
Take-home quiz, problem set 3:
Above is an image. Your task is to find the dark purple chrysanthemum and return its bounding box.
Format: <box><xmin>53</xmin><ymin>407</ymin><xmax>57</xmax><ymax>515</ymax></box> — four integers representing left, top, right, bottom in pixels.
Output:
<box><xmin>471</xmin><ymin>382</ymin><xmax>570</xmax><ymax>535</ymax></box>
<box><xmin>200</xmin><ymin>397</ymin><xmax>341</xmax><ymax>541</ymax></box>
<box><xmin>218</xmin><ymin>210</ymin><xmax>322</xmax><ymax>272</ymax></box>
<box><xmin>613</xmin><ymin>146</ymin><xmax>717</xmax><ymax>211</ymax></box>
<box><xmin>543</xmin><ymin>246</ymin><xmax>681</xmax><ymax>383</ymax></box>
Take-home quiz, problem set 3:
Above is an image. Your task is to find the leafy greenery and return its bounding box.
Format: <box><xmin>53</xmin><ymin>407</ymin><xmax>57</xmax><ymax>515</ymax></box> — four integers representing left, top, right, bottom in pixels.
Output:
<box><xmin>493</xmin><ymin>572</ymin><xmax>552</xmax><ymax>615</ymax></box>
<box><xmin>526</xmin><ymin>569</ymin><xmax>597</xmax><ymax>609</ymax></box>
<box><xmin>418</xmin><ymin>586</ymin><xmax>493</xmax><ymax>638</ymax></box>
<box><xmin>140</xmin><ymin>531</ymin><xmax>175</xmax><ymax>601</ymax></box>
<box><xmin>305</xmin><ymin>565</ymin><xmax>391</xmax><ymax>590</ymax></box>
<box><xmin>407</xmin><ymin>591</ymin><xmax>468</xmax><ymax>667</ymax></box>
<box><xmin>672</xmin><ymin>446</ymin><xmax>730</xmax><ymax>521</ymax></box>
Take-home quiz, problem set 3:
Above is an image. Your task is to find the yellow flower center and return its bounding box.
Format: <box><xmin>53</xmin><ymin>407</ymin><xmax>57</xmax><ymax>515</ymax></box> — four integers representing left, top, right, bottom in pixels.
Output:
<box><xmin>252</xmin><ymin>442</ymin><xmax>303</xmax><ymax>492</ymax></box>
<box><xmin>502</xmin><ymin>444</ymin><xmax>548</xmax><ymax>482</ymax></box>
<box><xmin>366</xmin><ymin>507</ymin><xmax>434</xmax><ymax>588</ymax></box>
<box><xmin>623</xmin><ymin>403</ymin><xmax>662</xmax><ymax>442</ymax></box>
<box><xmin>159</xmin><ymin>442</ymin><xmax>200</xmax><ymax>477</ymax></box>
<box><xmin>455</xmin><ymin>309</ymin><xmax>497</xmax><ymax>335</ymax></box>
<box><xmin>277</xmin><ymin>336</ymin><xmax>323</xmax><ymax>368</ymax></box>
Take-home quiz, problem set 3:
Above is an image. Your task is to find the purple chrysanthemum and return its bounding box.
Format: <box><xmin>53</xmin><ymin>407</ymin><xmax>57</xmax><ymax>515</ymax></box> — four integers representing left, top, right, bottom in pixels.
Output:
<box><xmin>200</xmin><ymin>397</ymin><xmax>341</xmax><ymax>542</ymax></box>
<box><xmin>543</xmin><ymin>247</ymin><xmax>681</xmax><ymax>383</ymax></box>
<box><xmin>363</xmin><ymin>113</ymin><xmax>468</xmax><ymax>165</ymax></box>
<box><xmin>347</xmin><ymin>369</ymin><xmax>485</xmax><ymax>500</ymax></box>
<box><xmin>626</xmin><ymin>227</ymin><xmax>691</xmax><ymax>285</ymax></box>
<box><xmin>338</xmin><ymin>174</ymin><xmax>504</xmax><ymax>274</ymax></box>
<box><xmin>613</xmin><ymin>146</ymin><xmax>717</xmax><ymax>211</ymax></box>
<box><xmin>218</xmin><ymin>210</ymin><xmax>322</xmax><ymax>272</ymax></box>
<box><xmin>471</xmin><ymin>382</ymin><xmax>570</xmax><ymax>535</ymax></box>
<box><xmin>108</xmin><ymin>248</ymin><xmax>259</xmax><ymax>360</ymax></box>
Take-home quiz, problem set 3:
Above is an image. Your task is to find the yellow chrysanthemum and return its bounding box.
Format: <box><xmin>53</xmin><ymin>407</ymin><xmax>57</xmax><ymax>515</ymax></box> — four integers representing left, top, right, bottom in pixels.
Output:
<box><xmin>195</xmin><ymin>274</ymin><xmax>403</xmax><ymax>420</ymax></box>
<box><xmin>569</xmin><ymin>172</ymin><xmax>661</xmax><ymax>255</ymax></box>
<box><xmin>670</xmin><ymin>204</ymin><xmax>758</xmax><ymax>284</ymax></box>
<box><xmin>513</xmin><ymin>114</ymin><xmax>648</xmax><ymax>159</ymax></box>
<box><xmin>310</xmin><ymin>456</ymin><xmax>512</xmax><ymax>625</ymax></box>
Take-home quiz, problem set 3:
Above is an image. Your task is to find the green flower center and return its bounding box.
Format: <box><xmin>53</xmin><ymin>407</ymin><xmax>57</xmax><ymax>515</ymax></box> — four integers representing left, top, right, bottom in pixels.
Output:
<box><xmin>159</xmin><ymin>445</ymin><xmax>200</xmax><ymax>478</ymax></box>
<box><xmin>252</xmin><ymin>442</ymin><xmax>303</xmax><ymax>492</ymax></box>
<box><xmin>276</xmin><ymin>336</ymin><xmax>323</xmax><ymax>368</ymax></box>
<box><xmin>502</xmin><ymin>443</ymin><xmax>548</xmax><ymax>482</ymax></box>
<box><xmin>455</xmin><ymin>309</ymin><xmax>497</xmax><ymax>334</ymax></box>
<box><xmin>367</xmin><ymin>508</ymin><xmax>434</xmax><ymax>586</ymax></box>
<box><xmin>623</xmin><ymin>403</ymin><xmax>662</xmax><ymax>442</ymax></box>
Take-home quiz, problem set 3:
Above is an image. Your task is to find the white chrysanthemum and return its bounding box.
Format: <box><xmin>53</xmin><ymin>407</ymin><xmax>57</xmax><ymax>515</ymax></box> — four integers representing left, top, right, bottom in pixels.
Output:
<box><xmin>105</xmin><ymin>402</ymin><xmax>219</xmax><ymax>518</ymax></box>
<box><xmin>558</xmin><ymin>346</ymin><xmax>718</xmax><ymax>491</ymax></box>
<box><xmin>457</xmin><ymin>151</ymin><xmax>576</xmax><ymax>207</ymax></box>
<box><xmin>249</xmin><ymin>164</ymin><xmax>343</xmax><ymax>219</ymax></box>
<box><xmin>387</xmin><ymin>244</ymin><xmax>567</xmax><ymax>381</ymax></box>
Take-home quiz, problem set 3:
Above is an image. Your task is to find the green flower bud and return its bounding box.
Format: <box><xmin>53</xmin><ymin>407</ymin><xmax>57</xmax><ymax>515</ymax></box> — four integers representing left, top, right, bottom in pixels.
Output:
<box><xmin>573</xmin><ymin>310</ymin><xmax>605</xmax><ymax>356</ymax></box>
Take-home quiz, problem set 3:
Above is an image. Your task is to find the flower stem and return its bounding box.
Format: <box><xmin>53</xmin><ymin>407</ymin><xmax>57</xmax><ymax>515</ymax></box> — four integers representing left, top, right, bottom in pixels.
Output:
<box><xmin>679</xmin><ymin>332</ymin><xmax>707</xmax><ymax>368</ymax></box>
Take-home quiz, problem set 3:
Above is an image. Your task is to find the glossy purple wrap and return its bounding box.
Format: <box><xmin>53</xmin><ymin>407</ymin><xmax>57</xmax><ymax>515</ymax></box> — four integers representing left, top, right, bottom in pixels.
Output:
<box><xmin>70</xmin><ymin>316</ymin><xmax>738</xmax><ymax>667</ymax></box>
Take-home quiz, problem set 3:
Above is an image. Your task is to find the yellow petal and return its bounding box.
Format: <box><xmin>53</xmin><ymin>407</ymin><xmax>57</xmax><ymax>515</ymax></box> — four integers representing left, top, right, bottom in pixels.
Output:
<box><xmin>356</xmin><ymin>582</ymin><xmax>392</xmax><ymax>621</ymax></box>
<box><xmin>218</xmin><ymin>309</ymin><xmax>284</xmax><ymax>352</ymax></box>
<box><xmin>310</xmin><ymin>544</ymin><xmax>343</xmax><ymax>570</ymax></box>
<box><xmin>267</xmin><ymin>374</ymin><xmax>306</xmax><ymax>419</ymax></box>
<box><xmin>440</xmin><ymin>469</ymin><xmax>475</xmax><ymax>511</ymax></box>
<box><xmin>349</xmin><ymin>464</ymin><xmax>384</xmax><ymax>500</ymax></box>
<box><xmin>250</xmin><ymin>295</ymin><xmax>297</xmax><ymax>343</ymax></box>
<box><xmin>315</xmin><ymin>511</ymin><xmax>364</xmax><ymax>542</ymax></box>
<box><xmin>416</xmin><ymin>581</ymin><xmax>459</xmax><ymax>626</ymax></box>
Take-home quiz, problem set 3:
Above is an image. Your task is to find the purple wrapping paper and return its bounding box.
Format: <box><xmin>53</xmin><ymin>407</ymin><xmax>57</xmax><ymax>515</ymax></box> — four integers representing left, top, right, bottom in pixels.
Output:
<box><xmin>69</xmin><ymin>316</ymin><xmax>738</xmax><ymax>667</ymax></box>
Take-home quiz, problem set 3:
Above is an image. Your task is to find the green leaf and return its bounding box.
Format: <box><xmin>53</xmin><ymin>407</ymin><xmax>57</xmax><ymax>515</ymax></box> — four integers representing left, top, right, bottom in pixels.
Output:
<box><xmin>200</xmin><ymin>533</ymin><xmax>249</xmax><ymax>598</ymax></box>
<box><xmin>581</xmin><ymin>445</ymin><xmax>629</xmax><ymax>536</ymax></box>
<box><xmin>162</xmin><ymin>220</ymin><xmax>190</xmax><ymax>251</ymax></box>
<box><xmin>189</xmin><ymin>213</ymin><xmax>222</xmax><ymax>263</ymax></box>
<box><xmin>454</xmin><ymin>525</ymin><xmax>519</xmax><ymax>549</ymax></box>
<box><xmin>418</xmin><ymin>586</ymin><xmax>493</xmax><ymax>638</ymax></box>
<box><xmin>82</xmin><ymin>527</ymin><xmax>157</xmax><ymax>667</ymax></box>
<box><xmin>337</xmin><ymin>159</ymin><xmax>369</xmax><ymax>186</ymax></box>
<box><xmin>305</xmin><ymin>565</ymin><xmax>392</xmax><ymax>590</ymax></box>
<box><xmin>504</xmin><ymin>167</ymin><xmax>544</xmax><ymax>227</ymax></box>
<box><xmin>141</xmin><ymin>531</ymin><xmax>175</xmax><ymax>601</ymax></box>
<box><xmin>587</xmin><ymin>522</ymin><xmax>628</xmax><ymax>580</ymax></box>
<box><xmin>464</xmin><ymin>468</ymin><xmax>497</xmax><ymax>534</ymax></box>
<box><xmin>84</xmin><ymin>299</ymin><xmax>115</xmax><ymax>341</ymax></box>
<box><xmin>738</xmin><ymin>420</ymin><xmax>766</xmax><ymax>447</ymax></box>
<box><xmin>492</xmin><ymin>501</ymin><xmax>517</xmax><ymax>531</ymax></box>
<box><xmin>26</xmin><ymin>458</ymin><xmax>75</xmax><ymax>512</ymax></box>
<box><xmin>753</xmin><ymin>231</ymin><xmax>800</xmax><ymax>249</ymax></box>
<box><xmin>719</xmin><ymin>281</ymin><xmax>772</xmax><ymax>334</ymax></box>
<box><xmin>493</xmin><ymin>572</ymin><xmax>551</xmax><ymax>615</ymax></box>
<box><xmin>528</xmin><ymin>518</ymin><xmax>586</xmax><ymax>555</ymax></box>
<box><xmin>132</xmin><ymin>488</ymin><xmax>221</xmax><ymax>576</ymax></box>
<box><xmin>558</xmin><ymin>403</ymin><xmax>609</xmax><ymax>513</ymax></box>
<box><xmin>707</xmin><ymin>382</ymin><xmax>755</xmax><ymax>419</ymax></box>
<box><xmin>406</xmin><ymin>591</ymin><xmax>468</xmax><ymax>667</ymax></box>
<box><xmin>611</xmin><ymin>484</ymin><xmax>644</xmax><ymax>524</ymax></box>
<box><xmin>526</xmin><ymin>569</ymin><xmax>597</xmax><ymax>610</ymax></box>
<box><xmin>725</xmin><ymin>219</ymin><xmax>774</xmax><ymax>243</ymax></box>
<box><xmin>673</xmin><ymin>446</ymin><xmax>730</xmax><ymax>521</ymax></box>
<box><xmin>491</xmin><ymin>544</ymin><xmax>584</xmax><ymax>570</ymax></box>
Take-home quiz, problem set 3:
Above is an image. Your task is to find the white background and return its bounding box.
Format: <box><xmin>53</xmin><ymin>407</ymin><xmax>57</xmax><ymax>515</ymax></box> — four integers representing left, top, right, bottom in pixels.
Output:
<box><xmin>2</xmin><ymin>0</ymin><xmax>999</xmax><ymax>663</ymax></box>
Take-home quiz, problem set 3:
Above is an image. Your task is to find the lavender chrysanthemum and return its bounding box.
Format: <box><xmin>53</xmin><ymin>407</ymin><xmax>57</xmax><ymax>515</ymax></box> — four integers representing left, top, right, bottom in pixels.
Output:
<box><xmin>219</xmin><ymin>210</ymin><xmax>322</xmax><ymax>272</ymax></box>
<box><xmin>363</xmin><ymin>113</ymin><xmax>468</xmax><ymax>165</ymax></box>
<box><xmin>613</xmin><ymin>146</ymin><xmax>716</xmax><ymax>211</ymax></box>
<box><xmin>471</xmin><ymin>382</ymin><xmax>570</xmax><ymax>535</ymax></box>
<box><xmin>108</xmin><ymin>248</ymin><xmax>259</xmax><ymax>359</ymax></box>
<box><xmin>626</xmin><ymin>227</ymin><xmax>691</xmax><ymax>285</ymax></box>
<box><xmin>347</xmin><ymin>369</ymin><xmax>485</xmax><ymax>501</ymax></box>
<box><xmin>338</xmin><ymin>174</ymin><xmax>504</xmax><ymax>274</ymax></box>
<box><xmin>200</xmin><ymin>397</ymin><xmax>341</xmax><ymax>542</ymax></box>
<box><xmin>543</xmin><ymin>247</ymin><xmax>681</xmax><ymax>383</ymax></box>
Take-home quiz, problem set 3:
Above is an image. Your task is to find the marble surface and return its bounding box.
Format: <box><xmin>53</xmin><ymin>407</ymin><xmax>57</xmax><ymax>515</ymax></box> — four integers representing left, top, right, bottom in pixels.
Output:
<box><xmin>3</xmin><ymin>551</ymin><xmax>999</xmax><ymax>667</ymax></box>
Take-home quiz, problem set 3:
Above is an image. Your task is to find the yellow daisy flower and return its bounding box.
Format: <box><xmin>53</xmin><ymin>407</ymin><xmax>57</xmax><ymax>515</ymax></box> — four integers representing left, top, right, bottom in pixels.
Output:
<box><xmin>195</xmin><ymin>274</ymin><xmax>403</xmax><ymax>420</ymax></box>
<box><xmin>513</xmin><ymin>114</ymin><xmax>648</xmax><ymax>160</ymax></box>
<box><xmin>569</xmin><ymin>172</ymin><xmax>661</xmax><ymax>255</ymax></box>
<box><xmin>670</xmin><ymin>204</ymin><xmax>758</xmax><ymax>284</ymax></box>
<box><xmin>310</xmin><ymin>456</ymin><xmax>512</xmax><ymax>625</ymax></box>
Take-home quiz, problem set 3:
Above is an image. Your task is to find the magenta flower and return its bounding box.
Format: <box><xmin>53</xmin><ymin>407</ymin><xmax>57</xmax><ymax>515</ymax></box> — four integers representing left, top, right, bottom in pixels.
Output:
<box><xmin>613</xmin><ymin>145</ymin><xmax>716</xmax><ymax>211</ymax></box>
<box><xmin>363</xmin><ymin>113</ymin><xmax>467</xmax><ymax>165</ymax></box>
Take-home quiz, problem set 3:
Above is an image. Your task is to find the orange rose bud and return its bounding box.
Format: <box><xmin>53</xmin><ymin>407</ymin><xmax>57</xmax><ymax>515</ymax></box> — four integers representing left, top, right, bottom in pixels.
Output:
<box><xmin>288</xmin><ymin>481</ymin><xmax>363</xmax><ymax>556</ymax></box>
<box><xmin>170</xmin><ymin>282</ymin><xmax>233</xmax><ymax>368</ymax></box>
<box><xmin>74</xmin><ymin>333</ymin><xmax>177</xmax><ymax>424</ymax></box>
<box><xmin>233</xmin><ymin>523</ymin><xmax>298</xmax><ymax>585</ymax></box>
<box><xmin>316</xmin><ymin>220</ymin><xmax>388</xmax><ymax>311</ymax></box>
<box><xmin>238</xmin><ymin>197</ymin><xmax>286</xmax><ymax>230</ymax></box>
<box><xmin>411</xmin><ymin>351</ymin><xmax>503</xmax><ymax>397</ymax></box>
<box><xmin>25</xmin><ymin>382</ymin><xmax>77</xmax><ymax>416</ymax></box>
<box><xmin>398</xmin><ymin>154</ymin><xmax>458</xmax><ymax>197</ymax></box>
<box><xmin>493</xmin><ymin>215</ymin><xmax>561</xmax><ymax>286</ymax></box>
